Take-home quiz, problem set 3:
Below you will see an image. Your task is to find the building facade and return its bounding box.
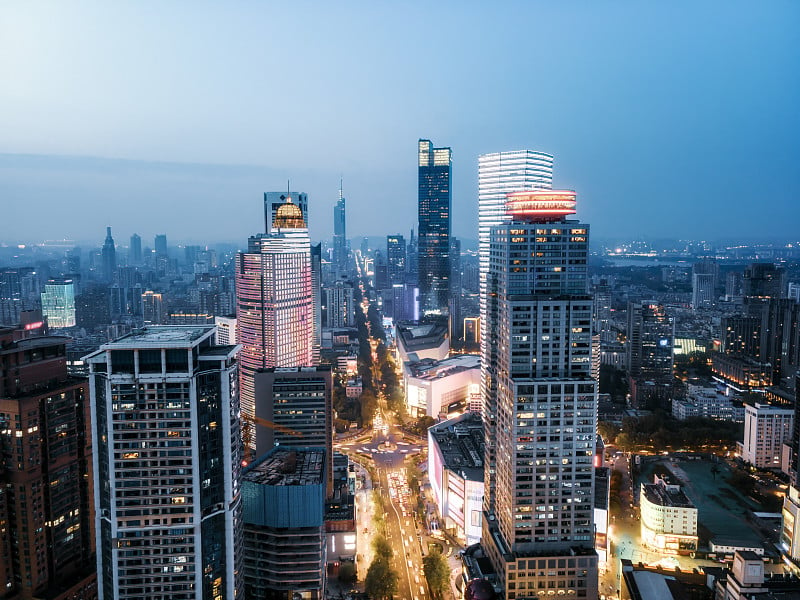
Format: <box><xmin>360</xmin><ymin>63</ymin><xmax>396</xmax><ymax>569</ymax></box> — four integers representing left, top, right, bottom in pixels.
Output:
<box><xmin>403</xmin><ymin>354</ymin><xmax>481</xmax><ymax>419</ymax></box>
<box><xmin>418</xmin><ymin>139</ymin><xmax>452</xmax><ymax>316</ymax></box>
<box><xmin>0</xmin><ymin>326</ymin><xmax>96</xmax><ymax>599</ymax></box>
<box><xmin>254</xmin><ymin>366</ymin><xmax>333</xmax><ymax>497</ymax></box>
<box><xmin>41</xmin><ymin>279</ymin><xmax>76</xmax><ymax>329</ymax></box>
<box><xmin>639</xmin><ymin>475</ymin><xmax>698</xmax><ymax>555</ymax></box>
<box><xmin>481</xmin><ymin>190</ymin><xmax>598</xmax><ymax>599</ymax></box>
<box><xmin>236</xmin><ymin>198</ymin><xmax>315</xmax><ymax>445</ymax></box>
<box><xmin>428</xmin><ymin>413</ymin><xmax>485</xmax><ymax>546</ymax></box>
<box><xmin>740</xmin><ymin>402</ymin><xmax>794</xmax><ymax>468</ymax></box>
<box><xmin>332</xmin><ymin>187</ymin><xmax>347</xmax><ymax>276</ymax></box>
<box><xmin>86</xmin><ymin>326</ymin><xmax>243</xmax><ymax>600</ymax></box>
<box><xmin>242</xmin><ymin>447</ymin><xmax>326</xmax><ymax>600</ymax></box>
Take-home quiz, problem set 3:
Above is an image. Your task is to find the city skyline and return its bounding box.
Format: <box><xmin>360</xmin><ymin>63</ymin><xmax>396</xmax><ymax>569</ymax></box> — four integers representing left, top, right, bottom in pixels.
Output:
<box><xmin>1</xmin><ymin>2</ymin><xmax>798</xmax><ymax>243</ymax></box>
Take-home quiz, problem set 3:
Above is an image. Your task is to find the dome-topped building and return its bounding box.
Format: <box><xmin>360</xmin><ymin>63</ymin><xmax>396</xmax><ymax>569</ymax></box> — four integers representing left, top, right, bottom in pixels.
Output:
<box><xmin>272</xmin><ymin>197</ymin><xmax>306</xmax><ymax>229</ymax></box>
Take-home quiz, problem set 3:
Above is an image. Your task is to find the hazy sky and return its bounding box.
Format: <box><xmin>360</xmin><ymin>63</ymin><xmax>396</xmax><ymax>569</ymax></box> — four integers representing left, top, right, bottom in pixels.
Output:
<box><xmin>1</xmin><ymin>1</ymin><xmax>798</xmax><ymax>245</ymax></box>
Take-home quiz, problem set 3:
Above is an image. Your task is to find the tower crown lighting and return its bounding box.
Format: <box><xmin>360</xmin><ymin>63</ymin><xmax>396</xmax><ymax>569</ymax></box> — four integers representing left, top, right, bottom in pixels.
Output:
<box><xmin>505</xmin><ymin>190</ymin><xmax>577</xmax><ymax>222</ymax></box>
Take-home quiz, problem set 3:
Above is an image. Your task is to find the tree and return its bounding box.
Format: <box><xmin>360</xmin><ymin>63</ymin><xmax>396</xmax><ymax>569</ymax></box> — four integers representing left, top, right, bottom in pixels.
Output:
<box><xmin>597</xmin><ymin>420</ymin><xmax>619</xmax><ymax>443</ymax></box>
<box><xmin>360</xmin><ymin>390</ymin><xmax>378</xmax><ymax>425</ymax></box>
<box><xmin>365</xmin><ymin>557</ymin><xmax>398</xmax><ymax>600</ymax></box>
<box><xmin>372</xmin><ymin>534</ymin><xmax>393</xmax><ymax>559</ymax></box>
<box><xmin>423</xmin><ymin>550</ymin><xmax>450</xmax><ymax>598</ymax></box>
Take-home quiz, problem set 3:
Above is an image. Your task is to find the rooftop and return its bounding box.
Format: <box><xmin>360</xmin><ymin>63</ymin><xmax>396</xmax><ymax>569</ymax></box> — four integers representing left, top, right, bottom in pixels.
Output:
<box><xmin>642</xmin><ymin>480</ymin><xmax>695</xmax><ymax>509</ymax></box>
<box><xmin>408</xmin><ymin>354</ymin><xmax>480</xmax><ymax>381</ymax></box>
<box><xmin>101</xmin><ymin>325</ymin><xmax>214</xmax><ymax>348</ymax></box>
<box><xmin>244</xmin><ymin>448</ymin><xmax>325</xmax><ymax>487</ymax></box>
<box><xmin>429</xmin><ymin>413</ymin><xmax>484</xmax><ymax>481</ymax></box>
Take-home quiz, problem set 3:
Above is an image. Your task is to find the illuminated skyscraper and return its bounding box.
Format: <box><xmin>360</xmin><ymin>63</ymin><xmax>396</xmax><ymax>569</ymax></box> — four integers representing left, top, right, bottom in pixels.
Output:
<box><xmin>478</xmin><ymin>150</ymin><xmax>553</xmax><ymax>352</ymax></box>
<box><xmin>481</xmin><ymin>190</ymin><xmax>598</xmax><ymax>598</ymax></box>
<box><xmin>264</xmin><ymin>191</ymin><xmax>309</xmax><ymax>234</ymax></box>
<box><xmin>333</xmin><ymin>184</ymin><xmax>347</xmax><ymax>275</ymax></box>
<box><xmin>86</xmin><ymin>326</ymin><xmax>243</xmax><ymax>600</ymax></box>
<box><xmin>41</xmin><ymin>278</ymin><xmax>76</xmax><ymax>328</ymax></box>
<box><xmin>477</xmin><ymin>150</ymin><xmax>554</xmax><ymax>519</ymax></box>
<box><xmin>236</xmin><ymin>197</ymin><xmax>315</xmax><ymax>447</ymax></box>
<box><xmin>386</xmin><ymin>234</ymin><xmax>406</xmax><ymax>285</ymax></box>
<box><xmin>418</xmin><ymin>139</ymin><xmax>452</xmax><ymax>316</ymax></box>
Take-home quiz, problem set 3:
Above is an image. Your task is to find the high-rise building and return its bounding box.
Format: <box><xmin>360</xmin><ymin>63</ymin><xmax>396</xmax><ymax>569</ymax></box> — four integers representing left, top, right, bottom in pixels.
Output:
<box><xmin>780</xmin><ymin>374</ymin><xmax>800</xmax><ymax>565</ymax></box>
<box><xmin>129</xmin><ymin>233</ymin><xmax>142</xmax><ymax>265</ymax></box>
<box><xmin>449</xmin><ymin>236</ymin><xmax>462</xmax><ymax>341</ymax></box>
<box><xmin>254</xmin><ymin>366</ymin><xmax>333</xmax><ymax>496</ymax></box>
<box><xmin>627</xmin><ymin>301</ymin><xmax>674</xmax><ymax>381</ymax></box>
<box><xmin>141</xmin><ymin>289</ymin><xmax>164</xmax><ymax>324</ymax></box>
<box><xmin>154</xmin><ymin>233</ymin><xmax>168</xmax><ymax>258</ymax></box>
<box><xmin>0</xmin><ymin>325</ymin><xmax>96</xmax><ymax>599</ymax></box>
<box><xmin>236</xmin><ymin>198</ymin><xmax>315</xmax><ymax>446</ymax></box>
<box><xmin>418</xmin><ymin>139</ymin><xmax>452</xmax><ymax>316</ymax></box>
<box><xmin>215</xmin><ymin>314</ymin><xmax>237</xmax><ymax>345</ymax></box>
<box><xmin>311</xmin><ymin>243</ymin><xmax>322</xmax><ymax>365</ymax></box>
<box><xmin>387</xmin><ymin>234</ymin><xmax>406</xmax><ymax>285</ymax></box>
<box><xmin>41</xmin><ymin>278</ymin><xmax>76</xmax><ymax>328</ymax></box>
<box><xmin>333</xmin><ymin>185</ymin><xmax>347</xmax><ymax>275</ymax></box>
<box><xmin>264</xmin><ymin>191</ymin><xmax>309</xmax><ymax>234</ymax></box>
<box><xmin>481</xmin><ymin>190</ymin><xmax>598</xmax><ymax>598</ymax></box>
<box><xmin>741</xmin><ymin>402</ymin><xmax>794</xmax><ymax>468</ymax></box>
<box><xmin>101</xmin><ymin>226</ymin><xmax>116</xmax><ymax>282</ymax></box>
<box><xmin>242</xmin><ymin>447</ymin><xmax>327</xmax><ymax>600</ymax></box>
<box><xmin>86</xmin><ymin>326</ymin><xmax>243</xmax><ymax>600</ymax></box>
<box><xmin>692</xmin><ymin>272</ymin><xmax>715</xmax><ymax>309</ymax></box>
<box><xmin>478</xmin><ymin>150</ymin><xmax>554</xmax><ymax>364</ymax></box>
<box><xmin>743</xmin><ymin>262</ymin><xmax>786</xmax><ymax>299</ymax></box>
<box><xmin>324</xmin><ymin>281</ymin><xmax>355</xmax><ymax>328</ymax></box>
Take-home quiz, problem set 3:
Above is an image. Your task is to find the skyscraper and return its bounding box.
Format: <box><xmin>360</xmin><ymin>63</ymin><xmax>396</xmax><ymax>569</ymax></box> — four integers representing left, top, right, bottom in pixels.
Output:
<box><xmin>101</xmin><ymin>226</ymin><xmax>116</xmax><ymax>282</ymax></box>
<box><xmin>477</xmin><ymin>150</ymin><xmax>554</xmax><ymax>523</ymax></box>
<box><xmin>0</xmin><ymin>325</ymin><xmax>96</xmax><ymax>599</ymax></box>
<box><xmin>387</xmin><ymin>234</ymin><xmax>406</xmax><ymax>285</ymax></box>
<box><xmin>129</xmin><ymin>233</ymin><xmax>142</xmax><ymax>265</ymax></box>
<box><xmin>236</xmin><ymin>197</ymin><xmax>315</xmax><ymax>447</ymax></box>
<box><xmin>154</xmin><ymin>233</ymin><xmax>168</xmax><ymax>259</ymax></box>
<box><xmin>41</xmin><ymin>278</ymin><xmax>76</xmax><ymax>328</ymax></box>
<box><xmin>478</xmin><ymin>151</ymin><xmax>554</xmax><ymax>360</ymax></box>
<box><xmin>333</xmin><ymin>184</ymin><xmax>347</xmax><ymax>275</ymax></box>
<box><xmin>481</xmin><ymin>190</ymin><xmax>598</xmax><ymax>598</ymax></box>
<box><xmin>86</xmin><ymin>326</ymin><xmax>243</xmax><ymax>600</ymax></box>
<box><xmin>264</xmin><ymin>191</ymin><xmax>309</xmax><ymax>234</ymax></box>
<box><xmin>418</xmin><ymin>139</ymin><xmax>452</xmax><ymax>316</ymax></box>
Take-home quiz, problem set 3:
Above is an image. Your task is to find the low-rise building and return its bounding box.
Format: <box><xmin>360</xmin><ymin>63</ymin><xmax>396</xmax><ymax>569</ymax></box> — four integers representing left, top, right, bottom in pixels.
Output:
<box><xmin>740</xmin><ymin>402</ymin><xmax>794</xmax><ymax>468</ymax></box>
<box><xmin>404</xmin><ymin>354</ymin><xmax>480</xmax><ymax>418</ymax></box>
<box><xmin>427</xmin><ymin>413</ymin><xmax>484</xmax><ymax>546</ymax></box>
<box><xmin>395</xmin><ymin>319</ymin><xmax>449</xmax><ymax>364</ymax></box>
<box><xmin>640</xmin><ymin>475</ymin><xmax>698</xmax><ymax>555</ymax></box>
<box><xmin>346</xmin><ymin>377</ymin><xmax>362</xmax><ymax>398</ymax></box>
<box><xmin>712</xmin><ymin>550</ymin><xmax>800</xmax><ymax>600</ymax></box>
<box><xmin>671</xmin><ymin>384</ymin><xmax>745</xmax><ymax>422</ymax></box>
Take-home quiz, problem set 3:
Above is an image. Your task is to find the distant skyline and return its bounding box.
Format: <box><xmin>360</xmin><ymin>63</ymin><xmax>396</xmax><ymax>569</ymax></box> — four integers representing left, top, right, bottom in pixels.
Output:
<box><xmin>1</xmin><ymin>1</ymin><xmax>798</xmax><ymax>244</ymax></box>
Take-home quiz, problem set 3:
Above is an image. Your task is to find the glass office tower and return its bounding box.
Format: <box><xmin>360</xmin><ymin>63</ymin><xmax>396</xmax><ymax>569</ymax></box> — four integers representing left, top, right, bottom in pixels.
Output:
<box><xmin>418</xmin><ymin>139</ymin><xmax>452</xmax><ymax>316</ymax></box>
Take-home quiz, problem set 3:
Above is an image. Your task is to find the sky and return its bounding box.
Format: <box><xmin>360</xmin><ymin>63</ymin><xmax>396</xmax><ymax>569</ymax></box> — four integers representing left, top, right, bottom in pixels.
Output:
<box><xmin>1</xmin><ymin>1</ymin><xmax>798</xmax><ymax>246</ymax></box>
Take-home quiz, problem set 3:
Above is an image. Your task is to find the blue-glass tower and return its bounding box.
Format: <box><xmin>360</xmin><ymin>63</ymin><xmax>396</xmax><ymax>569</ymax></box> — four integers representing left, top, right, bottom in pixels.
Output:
<box><xmin>417</xmin><ymin>139</ymin><xmax>452</xmax><ymax>316</ymax></box>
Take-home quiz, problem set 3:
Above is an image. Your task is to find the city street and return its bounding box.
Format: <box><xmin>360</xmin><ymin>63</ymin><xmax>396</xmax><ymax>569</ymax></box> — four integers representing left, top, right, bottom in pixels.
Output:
<box><xmin>335</xmin><ymin>412</ymin><xmax>427</xmax><ymax>600</ymax></box>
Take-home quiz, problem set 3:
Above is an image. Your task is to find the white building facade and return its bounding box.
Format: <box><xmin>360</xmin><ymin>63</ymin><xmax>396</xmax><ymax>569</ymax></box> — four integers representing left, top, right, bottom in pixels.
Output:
<box><xmin>404</xmin><ymin>354</ymin><xmax>480</xmax><ymax>418</ymax></box>
<box><xmin>741</xmin><ymin>402</ymin><xmax>794</xmax><ymax>468</ymax></box>
<box><xmin>86</xmin><ymin>326</ymin><xmax>243</xmax><ymax>600</ymax></box>
<box><xmin>640</xmin><ymin>476</ymin><xmax>698</xmax><ymax>555</ymax></box>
